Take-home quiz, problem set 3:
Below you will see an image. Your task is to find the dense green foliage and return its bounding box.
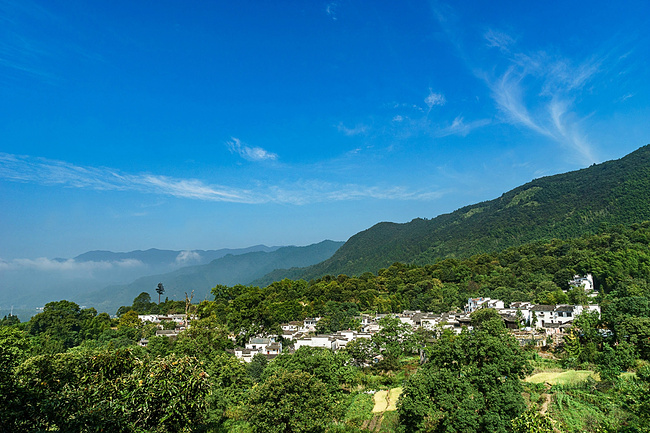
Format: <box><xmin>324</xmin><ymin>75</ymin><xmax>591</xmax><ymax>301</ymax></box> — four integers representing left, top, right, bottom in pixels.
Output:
<box><xmin>258</xmin><ymin>144</ymin><xmax>650</xmax><ymax>281</ymax></box>
<box><xmin>398</xmin><ymin>314</ymin><xmax>531</xmax><ymax>432</ymax></box>
<box><xmin>7</xmin><ymin>347</ymin><xmax>210</xmax><ymax>433</ymax></box>
<box><xmin>246</xmin><ymin>370</ymin><xmax>335</xmax><ymax>433</ymax></box>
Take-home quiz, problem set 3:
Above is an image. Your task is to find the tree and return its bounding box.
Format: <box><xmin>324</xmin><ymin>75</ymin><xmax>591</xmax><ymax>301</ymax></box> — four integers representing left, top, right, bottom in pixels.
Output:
<box><xmin>371</xmin><ymin>316</ymin><xmax>417</xmax><ymax>369</ymax></box>
<box><xmin>117</xmin><ymin>310</ymin><xmax>142</xmax><ymax>330</ymax></box>
<box><xmin>399</xmin><ymin>319</ymin><xmax>531</xmax><ymax>432</ymax></box>
<box><xmin>515</xmin><ymin>309</ymin><xmax>525</xmax><ymax>330</ymax></box>
<box><xmin>156</xmin><ymin>282</ymin><xmax>165</xmax><ymax>304</ymax></box>
<box><xmin>596</xmin><ymin>342</ymin><xmax>636</xmax><ymax>381</ymax></box>
<box><xmin>0</xmin><ymin>327</ymin><xmax>32</xmax><ymax>432</ymax></box>
<box><xmin>615</xmin><ymin>315</ymin><xmax>650</xmax><ymax>360</ymax></box>
<box><xmin>531</xmin><ymin>310</ymin><xmax>538</xmax><ymax>328</ymax></box>
<box><xmin>263</xmin><ymin>346</ymin><xmax>355</xmax><ymax>392</ymax></box>
<box><xmin>174</xmin><ymin>316</ymin><xmax>233</xmax><ymax>361</ymax></box>
<box><xmin>27</xmin><ymin>300</ymin><xmax>91</xmax><ymax>352</ymax></box>
<box><xmin>567</xmin><ymin>286</ymin><xmax>589</xmax><ymax>305</ymax></box>
<box><xmin>14</xmin><ymin>347</ymin><xmax>210</xmax><ymax>432</ymax></box>
<box><xmin>146</xmin><ymin>335</ymin><xmax>174</xmax><ymax>358</ymax></box>
<box><xmin>132</xmin><ymin>292</ymin><xmax>157</xmax><ymax>314</ymax></box>
<box><xmin>0</xmin><ymin>314</ymin><xmax>20</xmax><ymax>327</ymax></box>
<box><xmin>469</xmin><ymin>307</ymin><xmax>502</xmax><ymax>328</ymax></box>
<box><xmin>246</xmin><ymin>370</ymin><xmax>334</xmax><ymax>433</ymax></box>
<box><xmin>572</xmin><ymin>310</ymin><xmax>602</xmax><ymax>363</ymax></box>
<box><xmin>562</xmin><ymin>328</ymin><xmax>582</xmax><ymax>368</ymax></box>
<box><xmin>184</xmin><ymin>290</ymin><xmax>194</xmax><ymax>328</ymax></box>
<box><xmin>207</xmin><ymin>353</ymin><xmax>252</xmax><ymax>425</ymax></box>
<box><xmin>344</xmin><ymin>337</ymin><xmax>376</xmax><ymax>366</ymax></box>
<box><xmin>248</xmin><ymin>352</ymin><xmax>269</xmax><ymax>382</ymax></box>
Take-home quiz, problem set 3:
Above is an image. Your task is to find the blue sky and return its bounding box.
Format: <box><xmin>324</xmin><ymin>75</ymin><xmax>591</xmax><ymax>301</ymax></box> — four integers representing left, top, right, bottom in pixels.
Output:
<box><xmin>1</xmin><ymin>0</ymin><xmax>649</xmax><ymax>262</ymax></box>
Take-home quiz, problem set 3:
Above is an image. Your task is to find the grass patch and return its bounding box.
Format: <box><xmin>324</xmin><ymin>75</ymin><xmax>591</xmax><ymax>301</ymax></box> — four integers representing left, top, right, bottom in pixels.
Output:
<box><xmin>525</xmin><ymin>370</ymin><xmax>597</xmax><ymax>385</ymax></box>
<box><xmin>549</xmin><ymin>385</ymin><xmax>635</xmax><ymax>432</ymax></box>
<box><xmin>527</xmin><ymin>354</ymin><xmax>563</xmax><ymax>373</ymax></box>
<box><xmin>343</xmin><ymin>392</ymin><xmax>374</xmax><ymax>427</ymax></box>
<box><xmin>377</xmin><ymin>411</ymin><xmax>400</xmax><ymax>432</ymax></box>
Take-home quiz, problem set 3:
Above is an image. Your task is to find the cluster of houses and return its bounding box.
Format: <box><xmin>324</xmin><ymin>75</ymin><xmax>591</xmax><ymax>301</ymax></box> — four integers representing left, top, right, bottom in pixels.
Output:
<box><xmin>138</xmin><ymin>275</ymin><xmax>601</xmax><ymax>362</ymax></box>
<box><xmin>231</xmin><ymin>298</ymin><xmax>601</xmax><ymax>362</ymax></box>
<box><xmin>136</xmin><ymin>313</ymin><xmax>192</xmax><ymax>346</ymax></box>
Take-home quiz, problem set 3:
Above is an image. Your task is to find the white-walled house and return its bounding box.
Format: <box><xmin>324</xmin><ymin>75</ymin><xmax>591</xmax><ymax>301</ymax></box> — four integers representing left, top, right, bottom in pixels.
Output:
<box><xmin>568</xmin><ymin>274</ymin><xmax>598</xmax><ymax>297</ymax></box>
<box><xmin>294</xmin><ymin>334</ymin><xmax>337</xmax><ymax>350</ymax></box>
<box><xmin>415</xmin><ymin>314</ymin><xmax>445</xmax><ymax>331</ymax></box>
<box><xmin>302</xmin><ymin>317</ymin><xmax>320</xmax><ymax>332</ymax></box>
<box><xmin>138</xmin><ymin>314</ymin><xmax>193</xmax><ymax>325</ymax></box>
<box><xmin>464</xmin><ymin>297</ymin><xmax>505</xmax><ymax>313</ymax></box>
<box><xmin>281</xmin><ymin>321</ymin><xmax>303</xmax><ymax>331</ymax></box>
<box><xmin>235</xmin><ymin>337</ymin><xmax>283</xmax><ymax>362</ymax></box>
<box><xmin>530</xmin><ymin>304</ymin><xmax>601</xmax><ymax>329</ymax></box>
<box><xmin>245</xmin><ymin>337</ymin><xmax>270</xmax><ymax>351</ymax></box>
<box><xmin>569</xmin><ymin>274</ymin><xmax>594</xmax><ymax>292</ymax></box>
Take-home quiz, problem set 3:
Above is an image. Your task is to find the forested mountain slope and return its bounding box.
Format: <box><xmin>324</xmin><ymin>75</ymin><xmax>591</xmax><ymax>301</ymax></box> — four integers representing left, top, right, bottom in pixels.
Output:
<box><xmin>257</xmin><ymin>144</ymin><xmax>650</xmax><ymax>284</ymax></box>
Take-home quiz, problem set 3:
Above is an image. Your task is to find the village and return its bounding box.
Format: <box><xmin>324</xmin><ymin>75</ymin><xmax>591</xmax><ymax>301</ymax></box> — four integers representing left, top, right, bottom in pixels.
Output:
<box><xmin>136</xmin><ymin>274</ymin><xmax>601</xmax><ymax>364</ymax></box>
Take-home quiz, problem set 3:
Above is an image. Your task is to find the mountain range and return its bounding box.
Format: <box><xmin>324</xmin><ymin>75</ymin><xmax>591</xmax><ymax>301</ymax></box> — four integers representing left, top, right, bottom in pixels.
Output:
<box><xmin>78</xmin><ymin>240</ymin><xmax>344</xmax><ymax>314</ymax></box>
<box><xmin>254</xmin><ymin>144</ymin><xmax>650</xmax><ymax>285</ymax></box>
<box><xmin>0</xmin><ymin>243</ymin><xmax>337</xmax><ymax>319</ymax></box>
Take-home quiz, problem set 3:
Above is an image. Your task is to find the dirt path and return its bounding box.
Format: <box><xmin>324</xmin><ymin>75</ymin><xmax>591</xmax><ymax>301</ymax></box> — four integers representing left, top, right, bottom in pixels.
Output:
<box><xmin>539</xmin><ymin>393</ymin><xmax>551</xmax><ymax>414</ymax></box>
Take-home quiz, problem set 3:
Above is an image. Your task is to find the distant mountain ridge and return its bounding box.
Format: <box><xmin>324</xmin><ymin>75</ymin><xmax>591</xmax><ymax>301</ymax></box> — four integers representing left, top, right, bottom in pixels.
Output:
<box><xmin>72</xmin><ymin>245</ymin><xmax>280</xmax><ymax>267</ymax></box>
<box><xmin>80</xmin><ymin>240</ymin><xmax>344</xmax><ymax>314</ymax></box>
<box><xmin>255</xmin><ymin>144</ymin><xmax>650</xmax><ymax>284</ymax></box>
<box><xmin>1</xmin><ymin>245</ymin><xmax>281</xmax><ymax>318</ymax></box>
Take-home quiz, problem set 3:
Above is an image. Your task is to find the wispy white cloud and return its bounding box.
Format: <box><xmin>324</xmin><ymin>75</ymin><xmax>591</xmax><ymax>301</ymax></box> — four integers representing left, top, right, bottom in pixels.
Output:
<box><xmin>425</xmin><ymin>89</ymin><xmax>446</xmax><ymax>110</ymax></box>
<box><xmin>267</xmin><ymin>180</ymin><xmax>445</xmax><ymax>205</ymax></box>
<box><xmin>481</xmin><ymin>46</ymin><xmax>600</xmax><ymax>163</ymax></box>
<box><xmin>484</xmin><ymin>29</ymin><xmax>515</xmax><ymax>52</ymax></box>
<box><xmin>617</xmin><ymin>93</ymin><xmax>634</xmax><ymax>102</ymax></box>
<box><xmin>485</xmin><ymin>65</ymin><xmax>551</xmax><ymax>137</ymax></box>
<box><xmin>226</xmin><ymin>137</ymin><xmax>278</xmax><ymax>162</ymax></box>
<box><xmin>382</xmin><ymin>85</ymin><xmax>489</xmax><ymax>140</ymax></box>
<box><xmin>0</xmin><ymin>153</ymin><xmax>443</xmax><ymax>204</ymax></box>
<box><xmin>326</xmin><ymin>2</ymin><xmax>338</xmax><ymax>20</ymax></box>
<box><xmin>432</xmin><ymin>7</ymin><xmax>603</xmax><ymax>164</ymax></box>
<box><xmin>436</xmin><ymin>116</ymin><xmax>491</xmax><ymax>137</ymax></box>
<box><xmin>0</xmin><ymin>153</ymin><xmax>257</xmax><ymax>202</ymax></box>
<box><xmin>430</xmin><ymin>2</ymin><xmax>606</xmax><ymax>165</ymax></box>
<box><xmin>0</xmin><ymin>0</ymin><xmax>104</xmax><ymax>87</ymax></box>
<box><xmin>337</xmin><ymin>122</ymin><xmax>368</xmax><ymax>136</ymax></box>
<box><xmin>0</xmin><ymin>257</ymin><xmax>143</xmax><ymax>272</ymax></box>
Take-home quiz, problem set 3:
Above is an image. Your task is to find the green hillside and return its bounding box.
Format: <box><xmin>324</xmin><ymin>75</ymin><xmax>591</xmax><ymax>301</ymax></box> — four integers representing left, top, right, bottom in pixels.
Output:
<box><xmin>257</xmin><ymin>144</ymin><xmax>650</xmax><ymax>283</ymax></box>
